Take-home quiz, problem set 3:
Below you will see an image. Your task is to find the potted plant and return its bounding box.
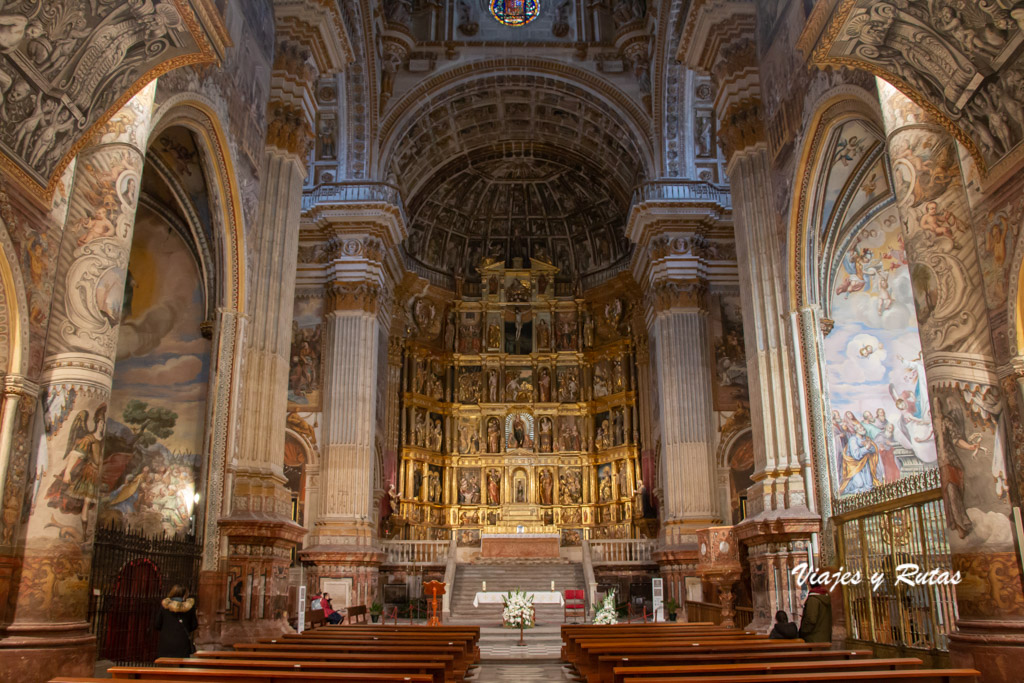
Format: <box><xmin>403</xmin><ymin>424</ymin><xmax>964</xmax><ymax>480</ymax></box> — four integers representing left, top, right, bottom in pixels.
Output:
<box><xmin>370</xmin><ymin>601</ymin><xmax>382</xmax><ymax>623</ymax></box>
<box><xmin>665</xmin><ymin>598</ymin><xmax>679</xmax><ymax>622</ymax></box>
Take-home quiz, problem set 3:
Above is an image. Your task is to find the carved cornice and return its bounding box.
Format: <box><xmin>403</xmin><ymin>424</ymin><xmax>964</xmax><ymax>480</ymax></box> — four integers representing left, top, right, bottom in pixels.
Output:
<box><xmin>218</xmin><ymin>517</ymin><xmax>308</xmax><ymax>546</ymax></box>
<box><xmin>274</xmin><ymin>0</ymin><xmax>355</xmax><ymax>74</ymax></box>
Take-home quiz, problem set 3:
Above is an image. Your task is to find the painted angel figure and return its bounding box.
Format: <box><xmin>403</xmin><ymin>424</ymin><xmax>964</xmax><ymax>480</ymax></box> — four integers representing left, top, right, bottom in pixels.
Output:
<box><xmin>46</xmin><ymin>405</ymin><xmax>107</xmax><ymax>531</ymax></box>
<box><xmin>888</xmin><ymin>368</ymin><xmax>937</xmax><ymax>465</ymax></box>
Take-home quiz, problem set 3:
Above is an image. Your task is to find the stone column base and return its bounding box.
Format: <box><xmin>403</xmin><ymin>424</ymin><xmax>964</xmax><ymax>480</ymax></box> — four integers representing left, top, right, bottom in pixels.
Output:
<box><xmin>949</xmin><ymin>620</ymin><xmax>1024</xmax><ymax>683</ymax></box>
<box><xmin>0</xmin><ymin>623</ymin><xmax>95</xmax><ymax>683</ymax></box>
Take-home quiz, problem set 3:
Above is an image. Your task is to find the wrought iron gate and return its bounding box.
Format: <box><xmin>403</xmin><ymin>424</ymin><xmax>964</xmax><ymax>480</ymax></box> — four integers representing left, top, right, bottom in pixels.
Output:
<box><xmin>88</xmin><ymin>523</ymin><xmax>202</xmax><ymax>665</ymax></box>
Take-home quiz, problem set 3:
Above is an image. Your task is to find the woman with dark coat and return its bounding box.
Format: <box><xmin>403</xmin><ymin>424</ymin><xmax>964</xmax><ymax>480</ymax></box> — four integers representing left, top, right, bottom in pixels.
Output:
<box><xmin>155</xmin><ymin>585</ymin><xmax>198</xmax><ymax>658</ymax></box>
<box><xmin>769</xmin><ymin>610</ymin><xmax>798</xmax><ymax>639</ymax></box>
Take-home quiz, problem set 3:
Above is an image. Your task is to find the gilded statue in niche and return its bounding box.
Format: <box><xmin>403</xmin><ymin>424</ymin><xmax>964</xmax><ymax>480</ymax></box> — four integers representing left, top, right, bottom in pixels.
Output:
<box><xmin>486</xmin><ymin>468</ymin><xmax>501</xmax><ymax>505</ymax></box>
<box><xmin>538</xmin><ymin>367</ymin><xmax>552</xmax><ymax>402</ymax></box>
<box><xmin>538</xmin><ymin>416</ymin><xmax>553</xmax><ymax>452</ymax></box>
<box><xmin>506</xmin><ymin>412</ymin><xmax>533</xmax><ymax>450</ymax></box>
<box><xmin>538</xmin><ymin>468</ymin><xmax>554</xmax><ymax>505</ymax></box>
<box><xmin>558</xmin><ymin>415</ymin><xmax>583</xmax><ymax>451</ymax></box>
<box><xmin>487</xmin><ymin>369</ymin><xmax>499</xmax><ymax>403</ymax></box>
<box><xmin>486</xmin><ymin>417</ymin><xmax>501</xmax><ymax>453</ymax></box>
<box><xmin>536</xmin><ymin>317</ymin><xmax>550</xmax><ymax>349</ymax></box>
<box><xmin>458</xmin><ymin>419</ymin><xmax>481</xmax><ymax>454</ymax></box>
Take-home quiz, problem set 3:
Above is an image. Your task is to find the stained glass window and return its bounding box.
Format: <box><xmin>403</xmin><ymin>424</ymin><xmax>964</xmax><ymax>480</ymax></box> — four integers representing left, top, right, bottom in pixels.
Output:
<box><xmin>489</xmin><ymin>0</ymin><xmax>540</xmax><ymax>27</ymax></box>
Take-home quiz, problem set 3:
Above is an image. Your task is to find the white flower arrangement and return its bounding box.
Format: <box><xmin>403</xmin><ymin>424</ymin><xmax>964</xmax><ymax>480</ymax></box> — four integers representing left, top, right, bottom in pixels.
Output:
<box><xmin>593</xmin><ymin>589</ymin><xmax>618</xmax><ymax>625</ymax></box>
<box><xmin>501</xmin><ymin>589</ymin><xmax>535</xmax><ymax>629</ymax></box>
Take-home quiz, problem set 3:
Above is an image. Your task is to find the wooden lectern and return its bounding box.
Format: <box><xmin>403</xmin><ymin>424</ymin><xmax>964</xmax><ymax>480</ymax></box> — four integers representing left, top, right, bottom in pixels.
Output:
<box><xmin>423</xmin><ymin>580</ymin><xmax>445</xmax><ymax>626</ymax></box>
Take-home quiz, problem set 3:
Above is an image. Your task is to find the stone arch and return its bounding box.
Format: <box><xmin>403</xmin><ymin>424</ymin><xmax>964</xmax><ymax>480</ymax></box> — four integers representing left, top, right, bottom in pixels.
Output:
<box><xmin>788</xmin><ymin>94</ymin><xmax>890</xmax><ymax>309</ymax></box>
<box><xmin>147</xmin><ymin>96</ymin><xmax>247</xmax><ymax>312</ymax></box>
<box><xmin>0</xmin><ymin>214</ymin><xmax>30</xmax><ymax>378</ymax></box>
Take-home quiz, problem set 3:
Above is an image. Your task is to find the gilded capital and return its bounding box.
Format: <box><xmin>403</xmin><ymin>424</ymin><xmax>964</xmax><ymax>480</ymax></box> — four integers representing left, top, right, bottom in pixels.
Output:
<box><xmin>647</xmin><ymin>278</ymin><xmax>709</xmax><ymax>315</ymax></box>
<box><xmin>266</xmin><ymin>99</ymin><xmax>314</xmax><ymax>158</ymax></box>
<box><xmin>326</xmin><ymin>281</ymin><xmax>383</xmax><ymax>315</ymax></box>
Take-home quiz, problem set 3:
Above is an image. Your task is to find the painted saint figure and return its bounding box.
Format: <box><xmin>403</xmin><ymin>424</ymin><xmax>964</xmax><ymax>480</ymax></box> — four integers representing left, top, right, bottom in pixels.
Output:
<box><xmin>46</xmin><ymin>405</ymin><xmax>108</xmax><ymax>530</ymax></box>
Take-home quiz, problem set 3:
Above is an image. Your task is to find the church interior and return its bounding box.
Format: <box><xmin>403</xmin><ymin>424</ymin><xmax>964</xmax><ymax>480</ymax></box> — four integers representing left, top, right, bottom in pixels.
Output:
<box><xmin>1</xmin><ymin>0</ymin><xmax>1024</xmax><ymax>681</ymax></box>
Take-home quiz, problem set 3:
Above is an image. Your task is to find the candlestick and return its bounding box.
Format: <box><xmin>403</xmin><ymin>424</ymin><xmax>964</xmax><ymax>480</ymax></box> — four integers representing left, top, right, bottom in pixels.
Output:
<box><xmin>550</xmin><ymin>580</ymin><xmax>555</xmax><ymax>591</ymax></box>
<box><xmin>482</xmin><ymin>581</ymin><xmax>486</xmax><ymax>591</ymax></box>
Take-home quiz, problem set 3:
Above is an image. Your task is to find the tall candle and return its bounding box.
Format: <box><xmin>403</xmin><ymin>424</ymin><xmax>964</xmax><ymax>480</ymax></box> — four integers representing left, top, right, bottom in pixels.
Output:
<box><xmin>551</xmin><ymin>580</ymin><xmax>555</xmax><ymax>591</ymax></box>
<box><xmin>482</xmin><ymin>581</ymin><xmax>486</xmax><ymax>591</ymax></box>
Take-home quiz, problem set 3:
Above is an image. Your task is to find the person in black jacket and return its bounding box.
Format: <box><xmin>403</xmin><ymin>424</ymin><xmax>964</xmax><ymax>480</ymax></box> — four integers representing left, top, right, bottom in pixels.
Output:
<box><xmin>155</xmin><ymin>585</ymin><xmax>198</xmax><ymax>658</ymax></box>
<box><xmin>769</xmin><ymin>610</ymin><xmax>798</xmax><ymax>639</ymax></box>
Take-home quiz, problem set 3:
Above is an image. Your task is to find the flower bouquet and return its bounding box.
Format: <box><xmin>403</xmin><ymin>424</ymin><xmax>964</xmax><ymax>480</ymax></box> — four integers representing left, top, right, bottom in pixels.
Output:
<box><xmin>593</xmin><ymin>589</ymin><xmax>618</xmax><ymax>625</ymax></box>
<box><xmin>501</xmin><ymin>589</ymin><xmax>535</xmax><ymax>628</ymax></box>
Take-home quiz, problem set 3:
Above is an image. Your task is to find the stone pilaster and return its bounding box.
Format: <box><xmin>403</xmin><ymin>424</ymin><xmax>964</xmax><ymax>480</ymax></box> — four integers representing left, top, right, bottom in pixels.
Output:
<box><xmin>0</xmin><ymin>83</ymin><xmax>156</xmax><ymax>682</ymax></box>
<box><xmin>681</xmin><ymin>1</ymin><xmax>819</xmax><ymax>632</ymax></box>
<box><xmin>877</xmin><ymin>80</ymin><xmax>1024</xmax><ymax>681</ymax></box>
<box><xmin>218</xmin><ymin>38</ymin><xmax>316</xmax><ymax>640</ymax></box>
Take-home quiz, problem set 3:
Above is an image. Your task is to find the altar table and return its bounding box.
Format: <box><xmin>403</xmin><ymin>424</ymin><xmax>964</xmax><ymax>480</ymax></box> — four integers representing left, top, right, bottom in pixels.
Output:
<box><xmin>480</xmin><ymin>532</ymin><xmax>559</xmax><ymax>558</ymax></box>
<box><xmin>472</xmin><ymin>590</ymin><xmax>565</xmax><ymax>608</ymax></box>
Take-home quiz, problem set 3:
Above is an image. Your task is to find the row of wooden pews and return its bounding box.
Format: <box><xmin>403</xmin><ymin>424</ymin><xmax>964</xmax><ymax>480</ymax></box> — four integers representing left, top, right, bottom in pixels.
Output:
<box><xmin>50</xmin><ymin>624</ymin><xmax>481</xmax><ymax>683</ymax></box>
<box><xmin>560</xmin><ymin>623</ymin><xmax>981</xmax><ymax>683</ymax></box>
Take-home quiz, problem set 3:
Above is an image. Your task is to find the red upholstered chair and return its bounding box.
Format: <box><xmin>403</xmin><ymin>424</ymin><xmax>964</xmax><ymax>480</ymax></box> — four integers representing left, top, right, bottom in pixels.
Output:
<box><xmin>564</xmin><ymin>589</ymin><xmax>586</xmax><ymax>623</ymax></box>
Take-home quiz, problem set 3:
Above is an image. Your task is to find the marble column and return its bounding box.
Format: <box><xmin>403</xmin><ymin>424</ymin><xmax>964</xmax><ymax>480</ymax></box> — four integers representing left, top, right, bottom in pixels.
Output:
<box><xmin>0</xmin><ymin>82</ymin><xmax>156</xmax><ymax>682</ymax></box>
<box><xmin>877</xmin><ymin>80</ymin><xmax>1024</xmax><ymax>680</ymax></box>
<box><xmin>646</xmin><ymin>279</ymin><xmax>717</xmax><ymax>545</ymax></box>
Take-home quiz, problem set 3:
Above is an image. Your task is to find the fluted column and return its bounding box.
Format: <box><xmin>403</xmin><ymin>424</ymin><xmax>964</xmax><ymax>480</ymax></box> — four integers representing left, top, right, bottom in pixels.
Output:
<box><xmin>647</xmin><ymin>280</ymin><xmax>717</xmax><ymax>544</ymax></box>
<box><xmin>877</xmin><ymin>80</ymin><xmax>1024</xmax><ymax>679</ymax></box>
<box><xmin>0</xmin><ymin>82</ymin><xmax>156</xmax><ymax>681</ymax></box>
<box><xmin>316</xmin><ymin>293</ymin><xmax>382</xmax><ymax>545</ymax></box>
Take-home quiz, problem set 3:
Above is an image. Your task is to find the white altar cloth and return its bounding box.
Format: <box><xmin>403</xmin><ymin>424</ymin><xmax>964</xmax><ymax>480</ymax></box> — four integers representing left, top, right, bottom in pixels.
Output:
<box><xmin>472</xmin><ymin>590</ymin><xmax>564</xmax><ymax>608</ymax></box>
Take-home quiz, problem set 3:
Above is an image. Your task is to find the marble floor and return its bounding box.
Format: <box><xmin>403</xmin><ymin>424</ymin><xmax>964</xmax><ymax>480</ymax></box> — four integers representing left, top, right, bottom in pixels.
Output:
<box><xmin>467</xmin><ymin>660</ymin><xmax>577</xmax><ymax>682</ymax></box>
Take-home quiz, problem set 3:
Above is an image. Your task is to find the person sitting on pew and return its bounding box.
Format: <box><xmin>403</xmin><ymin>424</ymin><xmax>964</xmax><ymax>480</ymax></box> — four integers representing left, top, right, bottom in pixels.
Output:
<box><xmin>769</xmin><ymin>610</ymin><xmax>798</xmax><ymax>639</ymax></box>
<box><xmin>799</xmin><ymin>585</ymin><xmax>833</xmax><ymax>643</ymax></box>
<box><xmin>155</xmin><ymin>584</ymin><xmax>198</xmax><ymax>658</ymax></box>
<box><xmin>321</xmin><ymin>591</ymin><xmax>344</xmax><ymax>624</ymax></box>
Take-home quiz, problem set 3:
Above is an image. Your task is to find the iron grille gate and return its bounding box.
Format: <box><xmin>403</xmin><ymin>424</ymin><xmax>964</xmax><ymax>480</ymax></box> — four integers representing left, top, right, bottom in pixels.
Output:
<box><xmin>87</xmin><ymin>523</ymin><xmax>202</xmax><ymax>665</ymax></box>
<box><xmin>838</xmin><ymin>496</ymin><xmax>958</xmax><ymax>651</ymax></box>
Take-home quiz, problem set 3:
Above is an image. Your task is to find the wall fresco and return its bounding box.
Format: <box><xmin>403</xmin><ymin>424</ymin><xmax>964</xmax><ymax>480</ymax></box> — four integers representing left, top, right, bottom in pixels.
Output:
<box><xmin>100</xmin><ymin>207</ymin><xmax>211</xmax><ymax>535</ymax></box>
<box><xmin>824</xmin><ymin>206</ymin><xmax>937</xmax><ymax>496</ymax></box>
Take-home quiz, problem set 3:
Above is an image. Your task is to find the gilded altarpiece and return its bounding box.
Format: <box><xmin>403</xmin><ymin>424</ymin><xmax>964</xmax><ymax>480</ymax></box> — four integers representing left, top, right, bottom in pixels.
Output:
<box><xmin>395</xmin><ymin>260</ymin><xmax>643</xmax><ymax>542</ymax></box>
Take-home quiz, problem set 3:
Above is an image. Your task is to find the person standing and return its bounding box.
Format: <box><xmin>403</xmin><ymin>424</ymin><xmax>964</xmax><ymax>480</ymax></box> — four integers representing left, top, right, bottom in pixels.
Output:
<box><xmin>155</xmin><ymin>585</ymin><xmax>198</xmax><ymax>658</ymax></box>
<box><xmin>798</xmin><ymin>586</ymin><xmax>833</xmax><ymax>643</ymax></box>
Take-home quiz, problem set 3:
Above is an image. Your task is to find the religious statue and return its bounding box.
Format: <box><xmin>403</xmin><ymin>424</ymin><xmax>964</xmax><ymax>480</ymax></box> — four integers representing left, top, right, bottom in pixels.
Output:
<box><xmin>487</xmin><ymin>417</ymin><xmax>501</xmax><ymax>453</ymax></box>
<box><xmin>558</xmin><ymin>368</ymin><xmax>580</xmax><ymax>402</ymax></box>
<box><xmin>593</xmin><ymin>361</ymin><xmax>610</xmax><ymax>398</ymax></box>
<box><xmin>611</xmin><ymin>359</ymin><xmax>624</xmax><ymax>392</ymax></box>
<box><xmin>538</xmin><ymin>416</ymin><xmax>553</xmax><ymax>452</ymax></box>
<box><xmin>458</xmin><ymin>422</ymin><xmax>472</xmax><ymax>453</ymax></box>
<box><xmin>596</xmin><ymin>418</ymin><xmax>612</xmax><ymax>450</ymax></box>
<box><xmin>487</xmin><ymin>322</ymin><xmax>501</xmax><ymax>349</ymax></box>
<box><xmin>599</xmin><ymin>468</ymin><xmax>613</xmax><ymax>502</ymax></box>
<box><xmin>414</xmin><ymin>410</ymin><xmax>427</xmax><ymax>447</ymax></box>
<box><xmin>539</xmin><ymin>468</ymin><xmax>554</xmax><ymax>505</ymax></box>
<box><xmin>583</xmin><ymin>314</ymin><xmax>595</xmax><ymax>348</ymax></box>
<box><xmin>444</xmin><ymin>310</ymin><xmax>456</xmax><ymax>351</ymax></box>
<box><xmin>507</xmin><ymin>413</ymin><xmax>533</xmax><ymax>450</ymax></box>
<box><xmin>537</xmin><ymin>317</ymin><xmax>550</xmax><ymax>349</ymax></box>
<box><xmin>514</xmin><ymin>478</ymin><xmax>526</xmax><ymax>503</ymax></box>
<box><xmin>429</xmin><ymin>419</ymin><xmax>443</xmax><ymax>451</ymax></box>
<box><xmin>618</xmin><ymin>462</ymin><xmax>630</xmax><ymax>500</ymax></box>
<box><xmin>560</xmin><ymin>468</ymin><xmax>583</xmax><ymax>505</ymax></box>
<box><xmin>318</xmin><ymin>117</ymin><xmax>336</xmax><ymax>159</ymax></box>
<box><xmin>613</xmin><ymin>410</ymin><xmax>625</xmax><ymax>445</ymax></box>
<box><xmin>458</xmin><ymin>470</ymin><xmax>480</xmax><ymax>505</ymax></box>
<box><xmin>387</xmin><ymin>484</ymin><xmax>401</xmax><ymax>516</ymax></box>
<box><xmin>539</xmin><ymin>367</ymin><xmax>551</xmax><ymax>402</ymax></box>
<box><xmin>487</xmin><ymin>369</ymin><xmax>499</xmax><ymax>402</ymax></box>
<box><xmin>427</xmin><ymin>470</ymin><xmax>442</xmax><ymax>502</ymax></box>
<box><xmin>486</xmin><ymin>469</ymin><xmax>501</xmax><ymax>505</ymax></box>
<box><xmin>457</xmin><ymin>0</ymin><xmax>478</xmax><ymax>35</ymax></box>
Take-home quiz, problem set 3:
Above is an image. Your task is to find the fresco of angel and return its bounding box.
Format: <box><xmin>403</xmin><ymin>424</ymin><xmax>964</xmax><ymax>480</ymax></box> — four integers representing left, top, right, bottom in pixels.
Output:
<box><xmin>45</xmin><ymin>405</ymin><xmax>107</xmax><ymax>531</ymax></box>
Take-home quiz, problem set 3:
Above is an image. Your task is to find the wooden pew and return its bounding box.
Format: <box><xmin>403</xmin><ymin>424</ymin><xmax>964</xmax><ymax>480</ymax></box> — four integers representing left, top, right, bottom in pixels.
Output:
<box><xmin>107</xmin><ymin>671</ymin><xmax>435</xmax><ymax>683</ymax></box>
<box><xmin>270</xmin><ymin>631</ymin><xmax>478</xmax><ymax>662</ymax></box>
<box><xmin>561</xmin><ymin>625</ymin><xmax>751</xmax><ymax>662</ymax></box>
<box><xmin>154</xmin><ymin>658</ymin><xmax>446</xmax><ymax>683</ymax></box>
<box><xmin>576</xmin><ymin>640</ymin><xmax>831</xmax><ymax>683</ymax></box>
<box><xmin>192</xmin><ymin>651</ymin><xmax>459</xmax><ymax>682</ymax></box>
<box><xmin>345</xmin><ymin>605</ymin><xmax>368</xmax><ymax>624</ymax></box>
<box><xmin>611</xmin><ymin>657</ymin><xmax>922</xmax><ymax>682</ymax></box>
<box><xmin>232</xmin><ymin>642</ymin><xmax>472</xmax><ymax>679</ymax></box>
<box><xmin>599</xmin><ymin>649</ymin><xmax>873</xmax><ymax>683</ymax></box>
<box><xmin>620</xmin><ymin>671</ymin><xmax>980</xmax><ymax>683</ymax></box>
